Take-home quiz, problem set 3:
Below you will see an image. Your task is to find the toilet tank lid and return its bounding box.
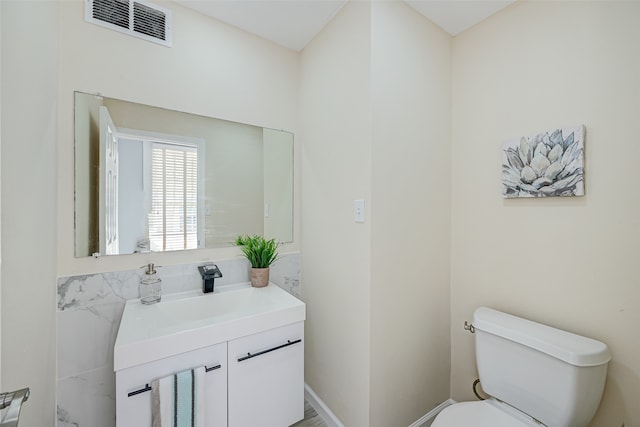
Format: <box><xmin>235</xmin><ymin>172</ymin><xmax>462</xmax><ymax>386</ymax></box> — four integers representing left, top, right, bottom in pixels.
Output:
<box><xmin>473</xmin><ymin>307</ymin><xmax>611</xmax><ymax>367</ymax></box>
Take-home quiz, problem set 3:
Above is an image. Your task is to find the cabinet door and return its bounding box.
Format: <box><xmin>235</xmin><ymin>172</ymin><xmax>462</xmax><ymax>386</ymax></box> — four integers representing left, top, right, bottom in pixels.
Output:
<box><xmin>228</xmin><ymin>322</ymin><xmax>304</xmax><ymax>427</ymax></box>
<box><xmin>115</xmin><ymin>342</ymin><xmax>227</xmax><ymax>427</ymax></box>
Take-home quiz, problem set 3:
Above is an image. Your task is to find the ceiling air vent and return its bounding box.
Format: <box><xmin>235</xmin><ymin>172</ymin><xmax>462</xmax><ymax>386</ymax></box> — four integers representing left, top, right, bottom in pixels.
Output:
<box><xmin>86</xmin><ymin>0</ymin><xmax>172</xmax><ymax>47</ymax></box>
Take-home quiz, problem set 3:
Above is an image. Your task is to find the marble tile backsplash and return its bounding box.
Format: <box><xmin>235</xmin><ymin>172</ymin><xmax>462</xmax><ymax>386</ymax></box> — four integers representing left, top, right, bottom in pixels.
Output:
<box><xmin>56</xmin><ymin>252</ymin><xmax>300</xmax><ymax>427</ymax></box>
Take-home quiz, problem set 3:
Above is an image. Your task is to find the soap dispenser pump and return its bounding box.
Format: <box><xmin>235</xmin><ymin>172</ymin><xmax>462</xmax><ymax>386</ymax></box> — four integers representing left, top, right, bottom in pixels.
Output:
<box><xmin>140</xmin><ymin>263</ymin><xmax>162</xmax><ymax>305</ymax></box>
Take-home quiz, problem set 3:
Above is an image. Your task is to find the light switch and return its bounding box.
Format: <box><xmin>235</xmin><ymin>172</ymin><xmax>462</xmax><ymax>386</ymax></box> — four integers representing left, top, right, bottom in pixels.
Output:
<box><xmin>354</xmin><ymin>199</ymin><xmax>365</xmax><ymax>223</ymax></box>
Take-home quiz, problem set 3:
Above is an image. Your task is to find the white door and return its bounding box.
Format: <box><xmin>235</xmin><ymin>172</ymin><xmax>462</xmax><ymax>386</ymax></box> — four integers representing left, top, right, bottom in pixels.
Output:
<box><xmin>99</xmin><ymin>106</ymin><xmax>119</xmax><ymax>255</ymax></box>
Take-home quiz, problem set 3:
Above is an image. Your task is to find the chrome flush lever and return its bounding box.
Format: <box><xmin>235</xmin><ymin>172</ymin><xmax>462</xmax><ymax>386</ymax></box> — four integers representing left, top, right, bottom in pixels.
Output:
<box><xmin>0</xmin><ymin>387</ymin><xmax>30</xmax><ymax>427</ymax></box>
<box><xmin>464</xmin><ymin>321</ymin><xmax>475</xmax><ymax>333</ymax></box>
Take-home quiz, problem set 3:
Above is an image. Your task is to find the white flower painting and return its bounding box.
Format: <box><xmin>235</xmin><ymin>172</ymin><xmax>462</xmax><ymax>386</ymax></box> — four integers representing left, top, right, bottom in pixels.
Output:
<box><xmin>502</xmin><ymin>125</ymin><xmax>584</xmax><ymax>198</ymax></box>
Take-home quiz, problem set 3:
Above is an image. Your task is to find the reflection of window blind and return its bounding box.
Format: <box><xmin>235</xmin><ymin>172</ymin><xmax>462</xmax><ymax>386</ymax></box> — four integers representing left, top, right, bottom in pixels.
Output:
<box><xmin>148</xmin><ymin>142</ymin><xmax>198</xmax><ymax>251</ymax></box>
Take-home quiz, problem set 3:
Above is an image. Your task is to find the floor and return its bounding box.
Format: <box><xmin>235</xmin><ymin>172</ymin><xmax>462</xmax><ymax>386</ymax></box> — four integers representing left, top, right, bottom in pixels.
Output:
<box><xmin>291</xmin><ymin>400</ymin><xmax>435</xmax><ymax>427</ymax></box>
<box><xmin>292</xmin><ymin>400</ymin><xmax>328</xmax><ymax>427</ymax></box>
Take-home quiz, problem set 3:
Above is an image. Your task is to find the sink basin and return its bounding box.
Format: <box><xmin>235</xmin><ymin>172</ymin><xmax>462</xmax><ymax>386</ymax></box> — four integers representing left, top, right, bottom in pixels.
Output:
<box><xmin>114</xmin><ymin>283</ymin><xmax>305</xmax><ymax>371</ymax></box>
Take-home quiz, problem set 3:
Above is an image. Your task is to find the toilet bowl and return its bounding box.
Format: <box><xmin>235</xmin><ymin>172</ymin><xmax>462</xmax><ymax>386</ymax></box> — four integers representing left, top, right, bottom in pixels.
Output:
<box><xmin>432</xmin><ymin>307</ymin><xmax>611</xmax><ymax>427</ymax></box>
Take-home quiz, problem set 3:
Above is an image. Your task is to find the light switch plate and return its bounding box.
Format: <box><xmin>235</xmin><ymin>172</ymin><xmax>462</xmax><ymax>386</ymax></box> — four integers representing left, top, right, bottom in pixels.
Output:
<box><xmin>354</xmin><ymin>199</ymin><xmax>365</xmax><ymax>223</ymax></box>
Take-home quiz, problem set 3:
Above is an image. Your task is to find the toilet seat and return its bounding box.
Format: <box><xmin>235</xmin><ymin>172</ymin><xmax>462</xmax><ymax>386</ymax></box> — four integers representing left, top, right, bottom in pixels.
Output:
<box><xmin>431</xmin><ymin>400</ymin><xmax>540</xmax><ymax>427</ymax></box>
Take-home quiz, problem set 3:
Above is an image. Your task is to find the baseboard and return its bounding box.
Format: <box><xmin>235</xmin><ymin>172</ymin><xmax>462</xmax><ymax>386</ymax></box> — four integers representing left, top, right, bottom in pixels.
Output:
<box><xmin>407</xmin><ymin>399</ymin><xmax>456</xmax><ymax>427</ymax></box>
<box><xmin>304</xmin><ymin>383</ymin><xmax>346</xmax><ymax>427</ymax></box>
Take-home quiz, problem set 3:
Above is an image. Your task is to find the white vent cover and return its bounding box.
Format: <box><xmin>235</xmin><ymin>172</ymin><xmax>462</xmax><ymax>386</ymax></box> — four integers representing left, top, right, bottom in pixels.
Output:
<box><xmin>86</xmin><ymin>0</ymin><xmax>172</xmax><ymax>47</ymax></box>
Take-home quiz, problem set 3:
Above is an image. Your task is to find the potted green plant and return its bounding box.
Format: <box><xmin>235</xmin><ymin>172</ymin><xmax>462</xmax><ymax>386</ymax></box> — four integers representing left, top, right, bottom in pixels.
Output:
<box><xmin>235</xmin><ymin>234</ymin><xmax>279</xmax><ymax>287</ymax></box>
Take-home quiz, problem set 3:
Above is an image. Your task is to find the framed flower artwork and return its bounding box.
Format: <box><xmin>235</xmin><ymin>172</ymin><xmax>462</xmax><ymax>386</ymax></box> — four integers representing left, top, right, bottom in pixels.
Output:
<box><xmin>502</xmin><ymin>125</ymin><xmax>584</xmax><ymax>198</ymax></box>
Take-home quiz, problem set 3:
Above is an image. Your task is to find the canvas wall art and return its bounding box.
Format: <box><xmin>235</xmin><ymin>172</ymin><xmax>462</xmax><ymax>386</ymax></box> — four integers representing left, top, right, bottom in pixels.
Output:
<box><xmin>502</xmin><ymin>125</ymin><xmax>584</xmax><ymax>198</ymax></box>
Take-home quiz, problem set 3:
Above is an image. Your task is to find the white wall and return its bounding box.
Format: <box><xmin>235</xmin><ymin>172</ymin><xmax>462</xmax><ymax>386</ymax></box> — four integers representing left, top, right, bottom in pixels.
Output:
<box><xmin>300</xmin><ymin>1</ymin><xmax>453</xmax><ymax>425</ymax></box>
<box><xmin>1</xmin><ymin>1</ymin><xmax>58</xmax><ymax>425</ymax></box>
<box><xmin>0</xmin><ymin>1</ymin><xmax>3</xmax><ymax>387</ymax></box>
<box><xmin>451</xmin><ymin>2</ymin><xmax>640</xmax><ymax>425</ymax></box>
<box><xmin>299</xmin><ymin>2</ymin><xmax>372</xmax><ymax>425</ymax></box>
<box><xmin>58</xmin><ymin>0</ymin><xmax>300</xmax><ymax>276</ymax></box>
<box><xmin>369</xmin><ymin>2</ymin><xmax>451</xmax><ymax>426</ymax></box>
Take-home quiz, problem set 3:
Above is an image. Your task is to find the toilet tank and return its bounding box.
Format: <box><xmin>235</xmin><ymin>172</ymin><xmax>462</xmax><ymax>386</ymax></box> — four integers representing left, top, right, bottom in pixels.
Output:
<box><xmin>473</xmin><ymin>307</ymin><xmax>610</xmax><ymax>427</ymax></box>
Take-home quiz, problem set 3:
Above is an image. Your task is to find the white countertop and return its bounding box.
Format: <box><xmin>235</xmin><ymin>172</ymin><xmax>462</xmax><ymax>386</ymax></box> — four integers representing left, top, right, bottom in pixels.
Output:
<box><xmin>114</xmin><ymin>282</ymin><xmax>306</xmax><ymax>371</ymax></box>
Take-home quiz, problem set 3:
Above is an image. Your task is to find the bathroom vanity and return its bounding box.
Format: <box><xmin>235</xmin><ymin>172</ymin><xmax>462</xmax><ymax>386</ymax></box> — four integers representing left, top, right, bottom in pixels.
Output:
<box><xmin>113</xmin><ymin>283</ymin><xmax>305</xmax><ymax>427</ymax></box>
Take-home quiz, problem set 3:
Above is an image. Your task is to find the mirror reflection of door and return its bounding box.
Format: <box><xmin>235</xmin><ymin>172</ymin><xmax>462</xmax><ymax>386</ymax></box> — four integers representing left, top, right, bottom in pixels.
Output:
<box><xmin>98</xmin><ymin>107</ymin><xmax>206</xmax><ymax>256</ymax></box>
<box><xmin>99</xmin><ymin>106</ymin><xmax>119</xmax><ymax>255</ymax></box>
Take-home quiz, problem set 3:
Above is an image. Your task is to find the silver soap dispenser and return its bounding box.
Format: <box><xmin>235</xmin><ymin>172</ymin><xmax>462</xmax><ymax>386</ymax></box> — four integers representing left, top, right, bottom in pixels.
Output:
<box><xmin>140</xmin><ymin>263</ymin><xmax>162</xmax><ymax>305</ymax></box>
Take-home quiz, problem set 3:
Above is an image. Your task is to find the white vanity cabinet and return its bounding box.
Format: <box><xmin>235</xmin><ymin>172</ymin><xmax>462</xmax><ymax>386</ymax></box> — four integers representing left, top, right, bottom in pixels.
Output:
<box><xmin>228</xmin><ymin>321</ymin><xmax>304</xmax><ymax>427</ymax></box>
<box><xmin>115</xmin><ymin>323</ymin><xmax>304</xmax><ymax>427</ymax></box>
<box><xmin>114</xmin><ymin>283</ymin><xmax>306</xmax><ymax>427</ymax></box>
<box><xmin>115</xmin><ymin>341</ymin><xmax>228</xmax><ymax>427</ymax></box>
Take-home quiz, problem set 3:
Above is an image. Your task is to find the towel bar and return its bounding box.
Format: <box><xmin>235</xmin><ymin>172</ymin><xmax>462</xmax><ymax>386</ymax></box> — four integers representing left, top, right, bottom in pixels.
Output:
<box><xmin>127</xmin><ymin>365</ymin><xmax>221</xmax><ymax>397</ymax></box>
<box><xmin>0</xmin><ymin>388</ymin><xmax>30</xmax><ymax>427</ymax></box>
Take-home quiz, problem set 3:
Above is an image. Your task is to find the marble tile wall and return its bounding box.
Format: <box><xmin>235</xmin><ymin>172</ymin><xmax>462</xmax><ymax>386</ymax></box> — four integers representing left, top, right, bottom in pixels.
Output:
<box><xmin>56</xmin><ymin>252</ymin><xmax>300</xmax><ymax>427</ymax></box>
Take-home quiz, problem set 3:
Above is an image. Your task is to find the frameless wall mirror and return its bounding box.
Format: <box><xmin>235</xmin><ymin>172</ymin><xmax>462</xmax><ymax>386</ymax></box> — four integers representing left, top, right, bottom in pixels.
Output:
<box><xmin>74</xmin><ymin>91</ymin><xmax>294</xmax><ymax>257</ymax></box>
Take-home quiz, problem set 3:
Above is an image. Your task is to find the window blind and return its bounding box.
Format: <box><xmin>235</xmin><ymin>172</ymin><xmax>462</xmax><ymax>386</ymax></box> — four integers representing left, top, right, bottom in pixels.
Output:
<box><xmin>148</xmin><ymin>142</ymin><xmax>198</xmax><ymax>251</ymax></box>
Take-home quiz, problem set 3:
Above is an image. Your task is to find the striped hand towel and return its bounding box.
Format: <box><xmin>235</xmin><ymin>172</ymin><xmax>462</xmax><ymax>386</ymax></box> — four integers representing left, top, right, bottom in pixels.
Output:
<box><xmin>151</xmin><ymin>367</ymin><xmax>205</xmax><ymax>427</ymax></box>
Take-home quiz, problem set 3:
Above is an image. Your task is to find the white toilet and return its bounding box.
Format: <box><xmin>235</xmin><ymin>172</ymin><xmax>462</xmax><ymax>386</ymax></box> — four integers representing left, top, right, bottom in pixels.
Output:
<box><xmin>433</xmin><ymin>307</ymin><xmax>611</xmax><ymax>427</ymax></box>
